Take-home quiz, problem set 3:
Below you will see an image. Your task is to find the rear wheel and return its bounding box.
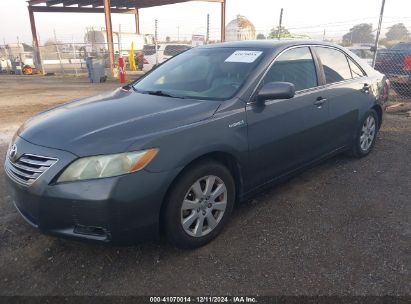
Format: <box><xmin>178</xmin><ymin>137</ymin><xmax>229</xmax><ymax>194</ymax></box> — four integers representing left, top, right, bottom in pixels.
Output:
<box><xmin>350</xmin><ymin>109</ymin><xmax>379</xmax><ymax>158</ymax></box>
<box><xmin>164</xmin><ymin>160</ymin><xmax>235</xmax><ymax>249</ymax></box>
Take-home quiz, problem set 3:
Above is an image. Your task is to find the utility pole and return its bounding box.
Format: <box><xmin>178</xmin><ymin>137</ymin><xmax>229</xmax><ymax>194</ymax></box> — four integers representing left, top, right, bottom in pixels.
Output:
<box><xmin>277</xmin><ymin>8</ymin><xmax>283</xmax><ymax>40</ymax></box>
<box><xmin>206</xmin><ymin>14</ymin><xmax>210</xmax><ymax>44</ymax></box>
<box><xmin>372</xmin><ymin>0</ymin><xmax>386</xmax><ymax>68</ymax></box>
<box><xmin>323</xmin><ymin>29</ymin><xmax>326</xmax><ymax>41</ymax></box>
<box><xmin>155</xmin><ymin>19</ymin><xmax>158</xmax><ymax>65</ymax></box>
<box><xmin>177</xmin><ymin>26</ymin><xmax>180</xmax><ymax>42</ymax></box>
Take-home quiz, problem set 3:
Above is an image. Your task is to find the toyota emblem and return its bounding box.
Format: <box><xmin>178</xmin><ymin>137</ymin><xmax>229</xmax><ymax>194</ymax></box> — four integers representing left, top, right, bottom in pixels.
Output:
<box><xmin>9</xmin><ymin>144</ymin><xmax>17</xmax><ymax>160</ymax></box>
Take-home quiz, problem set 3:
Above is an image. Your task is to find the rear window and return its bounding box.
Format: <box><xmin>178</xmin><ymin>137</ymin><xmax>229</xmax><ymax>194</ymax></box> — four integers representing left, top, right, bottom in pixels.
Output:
<box><xmin>314</xmin><ymin>47</ymin><xmax>352</xmax><ymax>84</ymax></box>
<box><xmin>164</xmin><ymin>45</ymin><xmax>191</xmax><ymax>57</ymax></box>
<box><xmin>143</xmin><ymin>45</ymin><xmax>159</xmax><ymax>56</ymax></box>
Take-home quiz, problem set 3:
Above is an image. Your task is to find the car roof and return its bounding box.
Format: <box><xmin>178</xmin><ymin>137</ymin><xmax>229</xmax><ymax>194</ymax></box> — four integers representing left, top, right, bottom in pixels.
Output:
<box><xmin>200</xmin><ymin>40</ymin><xmax>338</xmax><ymax>50</ymax></box>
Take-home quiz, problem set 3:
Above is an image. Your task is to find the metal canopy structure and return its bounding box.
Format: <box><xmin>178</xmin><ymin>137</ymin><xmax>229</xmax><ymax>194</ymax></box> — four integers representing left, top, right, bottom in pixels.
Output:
<box><xmin>27</xmin><ymin>0</ymin><xmax>226</xmax><ymax>75</ymax></box>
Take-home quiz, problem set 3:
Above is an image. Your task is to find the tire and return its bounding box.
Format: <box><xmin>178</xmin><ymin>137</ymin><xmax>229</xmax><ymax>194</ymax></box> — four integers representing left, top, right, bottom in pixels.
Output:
<box><xmin>164</xmin><ymin>160</ymin><xmax>235</xmax><ymax>249</ymax></box>
<box><xmin>350</xmin><ymin>109</ymin><xmax>379</xmax><ymax>158</ymax></box>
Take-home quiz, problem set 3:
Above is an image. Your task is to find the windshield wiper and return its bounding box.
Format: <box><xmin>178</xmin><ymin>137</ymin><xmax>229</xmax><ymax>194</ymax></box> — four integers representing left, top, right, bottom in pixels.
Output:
<box><xmin>144</xmin><ymin>90</ymin><xmax>186</xmax><ymax>99</ymax></box>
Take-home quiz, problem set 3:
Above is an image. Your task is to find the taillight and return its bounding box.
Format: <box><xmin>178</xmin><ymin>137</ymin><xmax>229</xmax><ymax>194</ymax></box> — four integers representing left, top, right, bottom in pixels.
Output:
<box><xmin>381</xmin><ymin>79</ymin><xmax>390</xmax><ymax>101</ymax></box>
<box><xmin>404</xmin><ymin>56</ymin><xmax>411</xmax><ymax>71</ymax></box>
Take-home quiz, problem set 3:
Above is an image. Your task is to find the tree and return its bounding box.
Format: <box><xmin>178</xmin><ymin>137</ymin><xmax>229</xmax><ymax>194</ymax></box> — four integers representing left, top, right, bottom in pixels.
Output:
<box><xmin>342</xmin><ymin>23</ymin><xmax>374</xmax><ymax>44</ymax></box>
<box><xmin>269</xmin><ymin>26</ymin><xmax>290</xmax><ymax>39</ymax></box>
<box><xmin>385</xmin><ymin>23</ymin><xmax>410</xmax><ymax>42</ymax></box>
<box><xmin>166</xmin><ymin>36</ymin><xmax>171</xmax><ymax>43</ymax></box>
<box><xmin>256</xmin><ymin>33</ymin><xmax>266</xmax><ymax>40</ymax></box>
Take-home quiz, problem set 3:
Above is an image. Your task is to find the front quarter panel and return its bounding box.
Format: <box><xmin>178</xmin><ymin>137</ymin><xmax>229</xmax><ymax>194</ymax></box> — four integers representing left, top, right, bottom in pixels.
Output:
<box><xmin>134</xmin><ymin>98</ymin><xmax>248</xmax><ymax>177</ymax></box>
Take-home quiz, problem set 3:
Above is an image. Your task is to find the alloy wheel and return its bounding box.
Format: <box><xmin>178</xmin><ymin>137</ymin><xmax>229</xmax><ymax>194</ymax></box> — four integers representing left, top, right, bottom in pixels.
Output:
<box><xmin>360</xmin><ymin>115</ymin><xmax>376</xmax><ymax>152</ymax></box>
<box><xmin>180</xmin><ymin>175</ymin><xmax>227</xmax><ymax>237</ymax></box>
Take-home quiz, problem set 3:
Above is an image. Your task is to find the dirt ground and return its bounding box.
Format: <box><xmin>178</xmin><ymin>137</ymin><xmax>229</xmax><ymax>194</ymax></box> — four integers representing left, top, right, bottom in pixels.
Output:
<box><xmin>0</xmin><ymin>75</ymin><xmax>410</xmax><ymax>296</ymax></box>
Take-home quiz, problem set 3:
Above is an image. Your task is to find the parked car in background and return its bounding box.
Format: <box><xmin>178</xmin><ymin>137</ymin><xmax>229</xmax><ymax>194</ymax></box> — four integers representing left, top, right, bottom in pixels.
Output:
<box><xmin>374</xmin><ymin>42</ymin><xmax>411</xmax><ymax>96</ymax></box>
<box><xmin>143</xmin><ymin>43</ymin><xmax>191</xmax><ymax>72</ymax></box>
<box><xmin>348</xmin><ymin>46</ymin><xmax>375</xmax><ymax>66</ymax></box>
<box><xmin>4</xmin><ymin>41</ymin><xmax>389</xmax><ymax>249</ymax></box>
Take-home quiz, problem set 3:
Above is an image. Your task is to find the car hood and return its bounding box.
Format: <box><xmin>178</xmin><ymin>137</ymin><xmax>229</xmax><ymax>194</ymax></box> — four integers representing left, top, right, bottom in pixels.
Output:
<box><xmin>18</xmin><ymin>88</ymin><xmax>220</xmax><ymax>156</ymax></box>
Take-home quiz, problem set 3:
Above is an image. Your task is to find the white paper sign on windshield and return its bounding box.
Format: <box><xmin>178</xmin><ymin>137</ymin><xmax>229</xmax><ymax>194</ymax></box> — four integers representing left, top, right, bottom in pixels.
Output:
<box><xmin>225</xmin><ymin>51</ymin><xmax>263</xmax><ymax>63</ymax></box>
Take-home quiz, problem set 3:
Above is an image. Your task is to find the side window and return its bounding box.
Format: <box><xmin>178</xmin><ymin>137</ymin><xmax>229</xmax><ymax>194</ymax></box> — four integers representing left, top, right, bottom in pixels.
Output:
<box><xmin>347</xmin><ymin>57</ymin><xmax>366</xmax><ymax>78</ymax></box>
<box><xmin>314</xmin><ymin>47</ymin><xmax>352</xmax><ymax>84</ymax></box>
<box><xmin>263</xmin><ymin>47</ymin><xmax>318</xmax><ymax>91</ymax></box>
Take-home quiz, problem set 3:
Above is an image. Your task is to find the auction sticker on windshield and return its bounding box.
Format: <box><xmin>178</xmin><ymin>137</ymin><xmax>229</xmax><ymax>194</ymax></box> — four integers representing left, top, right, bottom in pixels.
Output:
<box><xmin>225</xmin><ymin>50</ymin><xmax>263</xmax><ymax>63</ymax></box>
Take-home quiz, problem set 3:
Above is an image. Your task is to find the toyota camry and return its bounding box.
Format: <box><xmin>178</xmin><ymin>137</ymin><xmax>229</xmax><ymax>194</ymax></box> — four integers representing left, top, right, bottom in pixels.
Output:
<box><xmin>4</xmin><ymin>41</ymin><xmax>389</xmax><ymax>249</ymax></box>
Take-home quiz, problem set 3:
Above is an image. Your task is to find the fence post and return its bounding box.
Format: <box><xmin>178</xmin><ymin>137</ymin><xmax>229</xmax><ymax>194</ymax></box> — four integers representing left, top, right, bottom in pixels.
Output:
<box><xmin>372</xmin><ymin>0</ymin><xmax>386</xmax><ymax>68</ymax></box>
<box><xmin>155</xmin><ymin>19</ymin><xmax>158</xmax><ymax>65</ymax></box>
<box><xmin>3</xmin><ymin>38</ymin><xmax>11</xmax><ymax>73</ymax></box>
<box><xmin>54</xmin><ymin>29</ymin><xmax>64</xmax><ymax>76</ymax></box>
<box><xmin>71</xmin><ymin>36</ymin><xmax>78</xmax><ymax>77</ymax></box>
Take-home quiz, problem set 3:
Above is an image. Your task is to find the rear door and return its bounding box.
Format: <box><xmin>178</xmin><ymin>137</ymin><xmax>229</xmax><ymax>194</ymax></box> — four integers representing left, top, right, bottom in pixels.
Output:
<box><xmin>246</xmin><ymin>46</ymin><xmax>331</xmax><ymax>188</ymax></box>
<box><xmin>312</xmin><ymin>46</ymin><xmax>375</xmax><ymax>149</ymax></box>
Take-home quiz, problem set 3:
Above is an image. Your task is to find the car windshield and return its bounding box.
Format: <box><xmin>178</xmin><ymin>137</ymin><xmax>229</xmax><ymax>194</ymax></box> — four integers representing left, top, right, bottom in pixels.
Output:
<box><xmin>133</xmin><ymin>47</ymin><xmax>266</xmax><ymax>100</ymax></box>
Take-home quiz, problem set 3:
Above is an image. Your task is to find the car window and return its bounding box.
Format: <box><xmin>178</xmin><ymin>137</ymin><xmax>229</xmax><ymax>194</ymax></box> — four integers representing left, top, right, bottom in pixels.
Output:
<box><xmin>315</xmin><ymin>47</ymin><xmax>352</xmax><ymax>84</ymax></box>
<box><xmin>263</xmin><ymin>47</ymin><xmax>318</xmax><ymax>91</ymax></box>
<box><xmin>163</xmin><ymin>45</ymin><xmax>191</xmax><ymax>56</ymax></box>
<box><xmin>143</xmin><ymin>45</ymin><xmax>160</xmax><ymax>56</ymax></box>
<box><xmin>347</xmin><ymin>57</ymin><xmax>365</xmax><ymax>78</ymax></box>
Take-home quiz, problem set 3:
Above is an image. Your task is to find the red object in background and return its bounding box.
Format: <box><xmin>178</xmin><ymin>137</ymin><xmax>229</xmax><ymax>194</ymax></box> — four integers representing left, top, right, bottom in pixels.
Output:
<box><xmin>403</xmin><ymin>56</ymin><xmax>411</xmax><ymax>71</ymax></box>
<box><xmin>118</xmin><ymin>57</ymin><xmax>126</xmax><ymax>83</ymax></box>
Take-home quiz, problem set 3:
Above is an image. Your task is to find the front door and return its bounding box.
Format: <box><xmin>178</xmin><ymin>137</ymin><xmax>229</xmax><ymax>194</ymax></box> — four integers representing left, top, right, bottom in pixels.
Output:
<box><xmin>246</xmin><ymin>46</ymin><xmax>330</xmax><ymax>188</ymax></box>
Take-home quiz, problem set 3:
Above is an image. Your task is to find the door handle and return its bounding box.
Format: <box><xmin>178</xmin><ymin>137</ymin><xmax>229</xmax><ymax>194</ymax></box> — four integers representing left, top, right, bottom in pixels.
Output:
<box><xmin>314</xmin><ymin>97</ymin><xmax>327</xmax><ymax>107</ymax></box>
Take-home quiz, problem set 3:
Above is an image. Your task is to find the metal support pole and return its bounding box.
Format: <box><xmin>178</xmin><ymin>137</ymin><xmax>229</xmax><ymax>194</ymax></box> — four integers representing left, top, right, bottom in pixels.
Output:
<box><xmin>372</xmin><ymin>0</ymin><xmax>386</xmax><ymax>68</ymax></box>
<box><xmin>28</xmin><ymin>6</ymin><xmax>42</xmax><ymax>71</ymax></box>
<box><xmin>54</xmin><ymin>29</ymin><xmax>64</xmax><ymax>76</ymax></box>
<box><xmin>72</xmin><ymin>36</ymin><xmax>78</xmax><ymax>77</ymax></box>
<box><xmin>221</xmin><ymin>0</ymin><xmax>226</xmax><ymax>42</ymax></box>
<box><xmin>119</xmin><ymin>24</ymin><xmax>123</xmax><ymax>56</ymax></box>
<box><xmin>155</xmin><ymin>19</ymin><xmax>158</xmax><ymax>65</ymax></box>
<box><xmin>278</xmin><ymin>8</ymin><xmax>283</xmax><ymax>40</ymax></box>
<box><xmin>103</xmin><ymin>0</ymin><xmax>115</xmax><ymax>76</ymax></box>
<box><xmin>135</xmin><ymin>8</ymin><xmax>140</xmax><ymax>34</ymax></box>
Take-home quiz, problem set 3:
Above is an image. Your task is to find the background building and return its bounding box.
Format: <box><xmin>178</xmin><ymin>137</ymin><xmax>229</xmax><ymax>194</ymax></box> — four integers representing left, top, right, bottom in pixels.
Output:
<box><xmin>225</xmin><ymin>15</ymin><xmax>256</xmax><ymax>42</ymax></box>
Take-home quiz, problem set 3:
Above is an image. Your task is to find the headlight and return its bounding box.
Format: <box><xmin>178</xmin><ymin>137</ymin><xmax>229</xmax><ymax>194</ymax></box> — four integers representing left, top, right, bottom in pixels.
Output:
<box><xmin>57</xmin><ymin>149</ymin><xmax>158</xmax><ymax>183</ymax></box>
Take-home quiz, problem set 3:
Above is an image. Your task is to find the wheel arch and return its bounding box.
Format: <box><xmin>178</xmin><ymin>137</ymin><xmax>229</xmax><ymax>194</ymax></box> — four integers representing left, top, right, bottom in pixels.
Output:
<box><xmin>371</xmin><ymin>104</ymin><xmax>383</xmax><ymax>129</ymax></box>
<box><xmin>158</xmin><ymin>151</ymin><xmax>244</xmax><ymax>234</ymax></box>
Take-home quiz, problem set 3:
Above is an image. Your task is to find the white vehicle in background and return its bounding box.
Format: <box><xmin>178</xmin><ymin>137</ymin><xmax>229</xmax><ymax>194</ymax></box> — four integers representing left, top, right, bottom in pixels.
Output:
<box><xmin>142</xmin><ymin>43</ymin><xmax>191</xmax><ymax>72</ymax></box>
<box><xmin>83</xmin><ymin>30</ymin><xmax>154</xmax><ymax>57</ymax></box>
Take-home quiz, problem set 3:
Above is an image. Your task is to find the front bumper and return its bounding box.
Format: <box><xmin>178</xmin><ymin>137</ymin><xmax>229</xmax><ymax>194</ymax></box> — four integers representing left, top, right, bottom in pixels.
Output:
<box><xmin>4</xmin><ymin>137</ymin><xmax>178</xmax><ymax>244</ymax></box>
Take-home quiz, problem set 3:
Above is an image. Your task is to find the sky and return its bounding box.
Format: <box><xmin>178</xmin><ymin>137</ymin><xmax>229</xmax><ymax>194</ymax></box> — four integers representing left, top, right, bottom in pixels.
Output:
<box><xmin>0</xmin><ymin>0</ymin><xmax>411</xmax><ymax>45</ymax></box>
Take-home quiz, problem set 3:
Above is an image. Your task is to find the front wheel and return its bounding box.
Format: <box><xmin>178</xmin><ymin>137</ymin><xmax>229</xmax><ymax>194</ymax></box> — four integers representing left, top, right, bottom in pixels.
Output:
<box><xmin>350</xmin><ymin>109</ymin><xmax>379</xmax><ymax>158</ymax></box>
<box><xmin>164</xmin><ymin>160</ymin><xmax>235</xmax><ymax>249</ymax></box>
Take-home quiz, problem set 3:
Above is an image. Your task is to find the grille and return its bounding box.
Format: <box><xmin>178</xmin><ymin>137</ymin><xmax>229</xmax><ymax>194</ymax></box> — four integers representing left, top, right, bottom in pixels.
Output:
<box><xmin>5</xmin><ymin>153</ymin><xmax>58</xmax><ymax>186</ymax></box>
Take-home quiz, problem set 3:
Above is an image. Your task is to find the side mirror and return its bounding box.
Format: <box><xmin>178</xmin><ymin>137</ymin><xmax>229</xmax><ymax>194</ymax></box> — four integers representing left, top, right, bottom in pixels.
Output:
<box><xmin>257</xmin><ymin>82</ymin><xmax>295</xmax><ymax>103</ymax></box>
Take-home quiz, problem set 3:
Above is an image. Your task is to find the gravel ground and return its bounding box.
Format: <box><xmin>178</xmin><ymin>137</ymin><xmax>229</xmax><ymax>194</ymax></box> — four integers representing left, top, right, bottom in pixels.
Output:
<box><xmin>0</xmin><ymin>75</ymin><xmax>410</xmax><ymax>296</ymax></box>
